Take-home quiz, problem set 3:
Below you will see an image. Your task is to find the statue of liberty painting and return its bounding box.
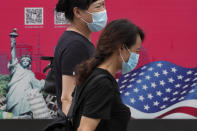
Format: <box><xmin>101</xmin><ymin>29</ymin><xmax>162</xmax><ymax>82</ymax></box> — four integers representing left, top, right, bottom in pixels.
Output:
<box><xmin>5</xmin><ymin>28</ymin><xmax>45</xmax><ymax>116</ymax></box>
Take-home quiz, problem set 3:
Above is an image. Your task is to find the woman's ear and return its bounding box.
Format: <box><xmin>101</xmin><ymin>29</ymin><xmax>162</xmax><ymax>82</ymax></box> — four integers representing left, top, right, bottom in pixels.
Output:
<box><xmin>120</xmin><ymin>44</ymin><xmax>125</xmax><ymax>50</ymax></box>
<box><xmin>73</xmin><ymin>7</ymin><xmax>81</xmax><ymax>18</ymax></box>
<box><xmin>118</xmin><ymin>44</ymin><xmax>123</xmax><ymax>53</ymax></box>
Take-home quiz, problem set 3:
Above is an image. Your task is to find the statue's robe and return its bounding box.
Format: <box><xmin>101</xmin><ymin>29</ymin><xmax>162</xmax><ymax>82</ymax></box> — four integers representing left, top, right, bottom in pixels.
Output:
<box><xmin>6</xmin><ymin>62</ymin><xmax>45</xmax><ymax>116</ymax></box>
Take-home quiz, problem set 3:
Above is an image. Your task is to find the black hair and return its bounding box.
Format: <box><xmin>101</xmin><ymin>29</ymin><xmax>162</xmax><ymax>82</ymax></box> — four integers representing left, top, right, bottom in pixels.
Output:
<box><xmin>75</xmin><ymin>19</ymin><xmax>145</xmax><ymax>86</ymax></box>
<box><xmin>56</xmin><ymin>0</ymin><xmax>98</xmax><ymax>21</ymax></box>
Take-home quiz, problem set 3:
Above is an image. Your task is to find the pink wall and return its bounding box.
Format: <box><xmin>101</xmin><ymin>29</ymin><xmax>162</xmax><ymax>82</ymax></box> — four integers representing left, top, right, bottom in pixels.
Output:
<box><xmin>0</xmin><ymin>0</ymin><xmax>196</xmax><ymax>74</ymax></box>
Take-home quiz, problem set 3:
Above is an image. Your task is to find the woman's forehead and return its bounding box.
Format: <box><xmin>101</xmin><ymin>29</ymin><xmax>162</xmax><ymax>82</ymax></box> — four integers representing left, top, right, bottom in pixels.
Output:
<box><xmin>92</xmin><ymin>0</ymin><xmax>105</xmax><ymax>5</ymax></box>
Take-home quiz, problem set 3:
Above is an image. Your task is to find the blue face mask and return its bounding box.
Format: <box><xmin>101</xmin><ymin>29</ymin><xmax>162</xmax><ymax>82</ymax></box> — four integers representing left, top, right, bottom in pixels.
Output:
<box><xmin>81</xmin><ymin>10</ymin><xmax>107</xmax><ymax>32</ymax></box>
<box><xmin>120</xmin><ymin>47</ymin><xmax>140</xmax><ymax>74</ymax></box>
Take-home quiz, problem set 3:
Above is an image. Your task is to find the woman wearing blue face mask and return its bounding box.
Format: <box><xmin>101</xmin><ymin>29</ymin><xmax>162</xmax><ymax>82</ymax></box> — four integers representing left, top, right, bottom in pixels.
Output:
<box><xmin>54</xmin><ymin>0</ymin><xmax>107</xmax><ymax>116</ymax></box>
<box><xmin>74</xmin><ymin>19</ymin><xmax>145</xmax><ymax>131</ymax></box>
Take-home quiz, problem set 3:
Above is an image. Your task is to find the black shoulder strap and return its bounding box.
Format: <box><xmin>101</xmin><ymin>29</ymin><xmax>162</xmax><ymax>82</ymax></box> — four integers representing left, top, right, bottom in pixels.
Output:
<box><xmin>67</xmin><ymin>74</ymin><xmax>109</xmax><ymax>119</ymax></box>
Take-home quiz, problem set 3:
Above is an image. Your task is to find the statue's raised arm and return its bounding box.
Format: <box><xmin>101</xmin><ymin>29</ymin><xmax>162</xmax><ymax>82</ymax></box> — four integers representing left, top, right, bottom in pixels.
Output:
<box><xmin>8</xmin><ymin>28</ymin><xmax>18</xmax><ymax>75</ymax></box>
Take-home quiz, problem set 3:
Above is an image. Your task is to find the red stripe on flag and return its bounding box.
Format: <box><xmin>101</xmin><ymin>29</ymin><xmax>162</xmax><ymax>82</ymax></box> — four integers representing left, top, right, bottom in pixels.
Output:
<box><xmin>156</xmin><ymin>107</ymin><xmax>197</xmax><ymax>119</ymax></box>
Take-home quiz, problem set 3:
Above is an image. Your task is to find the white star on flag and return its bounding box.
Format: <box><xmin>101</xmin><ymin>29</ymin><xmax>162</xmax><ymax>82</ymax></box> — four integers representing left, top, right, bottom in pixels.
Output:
<box><xmin>153</xmin><ymin>101</ymin><xmax>159</xmax><ymax>106</ymax></box>
<box><xmin>162</xmin><ymin>70</ymin><xmax>168</xmax><ymax>75</ymax></box>
<box><xmin>168</xmin><ymin>78</ymin><xmax>175</xmax><ymax>83</ymax></box>
<box><xmin>173</xmin><ymin>91</ymin><xmax>179</xmax><ymax>95</ymax></box>
<box><xmin>141</xmin><ymin>66</ymin><xmax>147</xmax><ymax>70</ymax></box>
<box><xmin>142</xmin><ymin>85</ymin><xmax>148</xmax><ymax>90</ymax></box>
<box><xmin>156</xmin><ymin>91</ymin><xmax>162</xmax><ymax>96</ymax></box>
<box><xmin>137</xmin><ymin>79</ymin><xmax>142</xmax><ymax>83</ymax></box>
<box><xmin>147</xmin><ymin>94</ymin><xmax>153</xmax><ymax>100</ymax></box>
<box><xmin>133</xmin><ymin>88</ymin><xmax>139</xmax><ymax>93</ymax></box>
<box><xmin>171</xmin><ymin>67</ymin><xmax>177</xmax><ymax>73</ymax></box>
<box><xmin>139</xmin><ymin>95</ymin><xmax>144</xmax><ymax>101</ymax></box>
<box><xmin>151</xmin><ymin>82</ymin><xmax>157</xmax><ymax>88</ymax></box>
<box><xmin>175</xmin><ymin>84</ymin><xmax>181</xmax><ymax>88</ymax></box>
<box><xmin>154</xmin><ymin>72</ymin><xmax>160</xmax><ymax>77</ymax></box>
<box><xmin>139</xmin><ymin>72</ymin><xmax>145</xmax><ymax>76</ymax></box>
<box><xmin>160</xmin><ymin>80</ymin><xmax>165</xmax><ymax>86</ymax></box>
<box><xmin>130</xmin><ymin>98</ymin><xmax>135</xmax><ymax>104</ymax></box>
<box><xmin>165</xmin><ymin>88</ymin><xmax>172</xmax><ymax>93</ymax></box>
<box><xmin>148</xmin><ymin>67</ymin><xmax>154</xmax><ymax>71</ymax></box>
<box><xmin>177</xmin><ymin>75</ymin><xmax>184</xmax><ymax>80</ymax></box>
<box><xmin>125</xmin><ymin>92</ymin><xmax>130</xmax><ymax>96</ymax></box>
<box><xmin>145</xmin><ymin>75</ymin><xmax>151</xmax><ymax>80</ymax></box>
<box><xmin>157</xmin><ymin>63</ymin><xmax>163</xmax><ymax>67</ymax></box>
<box><xmin>144</xmin><ymin>105</ymin><xmax>150</xmax><ymax>111</ymax></box>
<box><xmin>187</xmin><ymin>70</ymin><xmax>193</xmax><ymax>75</ymax></box>
<box><xmin>184</xmin><ymin>78</ymin><xmax>191</xmax><ymax>82</ymax></box>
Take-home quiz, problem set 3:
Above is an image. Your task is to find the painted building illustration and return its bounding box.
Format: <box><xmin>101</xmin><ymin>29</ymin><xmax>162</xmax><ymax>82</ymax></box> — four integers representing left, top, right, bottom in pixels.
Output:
<box><xmin>0</xmin><ymin>53</ymin><xmax>9</xmax><ymax>75</ymax></box>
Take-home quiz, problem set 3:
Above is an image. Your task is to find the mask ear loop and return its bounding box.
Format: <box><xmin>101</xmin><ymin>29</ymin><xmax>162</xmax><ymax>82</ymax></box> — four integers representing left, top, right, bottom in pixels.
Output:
<box><xmin>125</xmin><ymin>45</ymin><xmax>131</xmax><ymax>54</ymax></box>
<box><xmin>86</xmin><ymin>11</ymin><xmax>93</xmax><ymax>15</ymax></box>
<box><xmin>121</xmin><ymin>44</ymin><xmax>132</xmax><ymax>64</ymax></box>
<box><xmin>80</xmin><ymin>10</ymin><xmax>93</xmax><ymax>24</ymax></box>
<box><xmin>80</xmin><ymin>17</ymin><xmax>90</xmax><ymax>24</ymax></box>
<box><xmin>119</xmin><ymin>49</ymin><xmax>125</xmax><ymax>63</ymax></box>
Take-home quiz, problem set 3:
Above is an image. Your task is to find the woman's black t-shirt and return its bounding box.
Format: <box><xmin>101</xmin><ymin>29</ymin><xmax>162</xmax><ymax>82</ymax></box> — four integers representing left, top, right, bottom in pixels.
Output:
<box><xmin>54</xmin><ymin>31</ymin><xmax>95</xmax><ymax>108</ymax></box>
<box><xmin>73</xmin><ymin>68</ymin><xmax>131</xmax><ymax>131</ymax></box>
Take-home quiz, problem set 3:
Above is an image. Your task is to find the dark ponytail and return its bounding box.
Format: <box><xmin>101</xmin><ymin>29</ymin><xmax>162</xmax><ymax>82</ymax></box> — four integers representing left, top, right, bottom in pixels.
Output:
<box><xmin>55</xmin><ymin>0</ymin><xmax>98</xmax><ymax>21</ymax></box>
<box><xmin>75</xmin><ymin>56</ymin><xmax>103</xmax><ymax>86</ymax></box>
<box><xmin>75</xmin><ymin>19</ymin><xmax>145</xmax><ymax>86</ymax></box>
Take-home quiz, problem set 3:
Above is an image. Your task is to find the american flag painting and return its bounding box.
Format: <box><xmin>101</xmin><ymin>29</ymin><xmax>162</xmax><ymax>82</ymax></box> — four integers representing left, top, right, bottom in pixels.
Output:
<box><xmin>118</xmin><ymin>61</ymin><xmax>197</xmax><ymax>119</ymax></box>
